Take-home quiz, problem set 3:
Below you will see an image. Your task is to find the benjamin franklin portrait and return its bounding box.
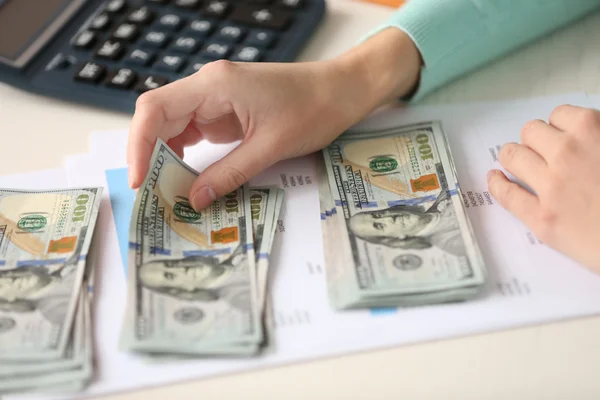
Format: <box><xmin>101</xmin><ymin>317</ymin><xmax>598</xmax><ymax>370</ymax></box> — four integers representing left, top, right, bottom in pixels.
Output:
<box><xmin>0</xmin><ymin>227</ymin><xmax>87</xmax><ymax>327</ymax></box>
<box><xmin>0</xmin><ymin>264</ymin><xmax>76</xmax><ymax>326</ymax></box>
<box><xmin>348</xmin><ymin>189</ymin><xmax>466</xmax><ymax>257</ymax></box>
<box><xmin>138</xmin><ymin>245</ymin><xmax>250</xmax><ymax>310</ymax></box>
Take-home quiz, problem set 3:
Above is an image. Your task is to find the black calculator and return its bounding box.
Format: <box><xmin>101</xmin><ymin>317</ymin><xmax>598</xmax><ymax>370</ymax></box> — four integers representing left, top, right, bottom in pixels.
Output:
<box><xmin>0</xmin><ymin>0</ymin><xmax>325</xmax><ymax>113</ymax></box>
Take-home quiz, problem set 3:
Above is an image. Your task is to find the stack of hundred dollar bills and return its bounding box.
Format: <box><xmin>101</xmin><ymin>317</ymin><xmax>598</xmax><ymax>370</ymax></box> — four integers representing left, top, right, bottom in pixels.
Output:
<box><xmin>120</xmin><ymin>139</ymin><xmax>283</xmax><ymax>357</ymax></box>
<box><xmin>0</xmin><ymin>187</ymin><xmax>102</xmax><ymax>395</ymax></box>
<box><xmin>317</xmin><ymin>121</ymin><xmax>487</xmax><ymax>309</ymax></box>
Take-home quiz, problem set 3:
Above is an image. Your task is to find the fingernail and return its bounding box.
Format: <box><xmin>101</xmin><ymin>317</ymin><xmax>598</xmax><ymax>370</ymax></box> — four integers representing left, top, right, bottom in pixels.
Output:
<box><xmin>191</xmin><ymin>185</ymin><xmax>217</xmax><ymax>210</ymax></box>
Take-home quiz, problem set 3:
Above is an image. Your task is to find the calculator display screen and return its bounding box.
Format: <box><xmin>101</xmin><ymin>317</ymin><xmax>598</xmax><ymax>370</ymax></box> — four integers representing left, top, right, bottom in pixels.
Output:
<box><xmin>0</xmin><ymin>0</ymin><xmax>86</xmax><ymax>68</ymax></box>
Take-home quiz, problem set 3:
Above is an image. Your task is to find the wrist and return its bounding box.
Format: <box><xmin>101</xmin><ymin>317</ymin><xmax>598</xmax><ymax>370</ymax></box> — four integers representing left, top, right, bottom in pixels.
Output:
<box><xmin>328</xmin><ymin>28</ymin><xmax>422</xmax><ymax>123</ymax></box>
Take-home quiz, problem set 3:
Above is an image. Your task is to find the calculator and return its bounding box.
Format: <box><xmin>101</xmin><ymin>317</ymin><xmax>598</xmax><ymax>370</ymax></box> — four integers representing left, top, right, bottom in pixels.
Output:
<box><xmin>0</xmin><ymin>0</ymin><xmax>325</xmax><ymax>113</ymax></box>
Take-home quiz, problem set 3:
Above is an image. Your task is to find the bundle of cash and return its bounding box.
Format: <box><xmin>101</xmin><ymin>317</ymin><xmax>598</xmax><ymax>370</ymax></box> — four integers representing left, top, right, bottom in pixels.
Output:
<box><xmin>318</xmin><ymin>121</ymin><xmax>486</xmax><ymax>309</ymax></box>
<box><xmin>120</xmin><ymin>139</ymin><xmax>283</xmax><ymax>357</ymax></box>
<box><xmin>0</xmin><ymin>187</ymin><xmax>102</xmax><ymax>395</ymax></box>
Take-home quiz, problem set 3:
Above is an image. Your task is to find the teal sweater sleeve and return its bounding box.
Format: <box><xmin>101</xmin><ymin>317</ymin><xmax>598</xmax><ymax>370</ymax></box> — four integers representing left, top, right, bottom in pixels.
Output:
<box><xmin>363</xmin><ymin>0</ymin><xmax>600</xmax><ymax>102</ymax></box>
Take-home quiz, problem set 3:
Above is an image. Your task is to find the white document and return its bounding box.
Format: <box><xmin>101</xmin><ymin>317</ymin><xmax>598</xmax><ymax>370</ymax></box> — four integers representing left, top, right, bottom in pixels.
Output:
<box><xmin>0</xmin><ymin>168</ymin><xmax>67</xmax><ymax>189</ymax></box>
<box><xmin>7</xmin><ymin>93</ymin><xmax>600</xmax><ymax>400</ymax></box>
<box><xmin>585</xmin><ymin>93</ymin><xmax>600</xmax><ymax>110</ymax></box>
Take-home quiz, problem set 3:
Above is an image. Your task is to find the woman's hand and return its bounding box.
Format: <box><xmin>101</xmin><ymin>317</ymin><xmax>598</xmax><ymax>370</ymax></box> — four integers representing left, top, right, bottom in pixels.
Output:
<box><xmin>488</xmin><ymin>105</ymin><xmax>600</xmax><ymax>272</ymax></box>
<box><xmin>127</xmin><ymin>28</ymin><xmax>421</xmax><ymax>211</ymax></box>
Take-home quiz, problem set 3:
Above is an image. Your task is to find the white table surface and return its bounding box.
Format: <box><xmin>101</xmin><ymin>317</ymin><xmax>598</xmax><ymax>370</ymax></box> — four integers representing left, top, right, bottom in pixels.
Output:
<box><xmin>3</xmin><ymin>1</ymin><xmax>600</xmax><ymax>399</ymax></box>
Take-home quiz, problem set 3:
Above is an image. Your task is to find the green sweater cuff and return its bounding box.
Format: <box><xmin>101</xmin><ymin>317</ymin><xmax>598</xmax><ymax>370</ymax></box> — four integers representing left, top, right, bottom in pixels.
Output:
<box><xmin>361</xmin><ymin>0</ymin><xmax>600</xmax><ymax>103</ymax></box>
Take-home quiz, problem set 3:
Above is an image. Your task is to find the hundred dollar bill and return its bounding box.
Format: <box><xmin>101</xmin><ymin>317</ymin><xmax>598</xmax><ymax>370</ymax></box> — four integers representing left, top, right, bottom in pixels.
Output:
<box><xmin>321</xmin><ymin>121</ymin><xmax>486</xmax><ymax>309</ymax></box>
<box><xmin>121</xmin><ymin>139</ymin><xmax>262</xmax><ymax>355</ymax></box>
<box><xmin>261</xmin><ymin>189</ymin><xmax>283</xmax><ymax>307</ymax></box>
<box><xmin>316</xmin><ymin>154</ymin><xmax>345</xmax><ymax>304</ymax></box>
<box><xmin>250</xmin><ymin>187</ymin><xmax>283</xmax><ymax>309</ymax></box>
<box><xmin>139</xmin><ymin>187</ymin><xmax>283</xmax><ymax>363</ymax></box>
<box><xmin>0</xmin><ymin>300</ymin><xmax>83</xmax><ymax>378</ymax></box>
<box><xmin>0</xmin><ymin>188</ymin><xmax>102</xmax><ymax>361</ymax></box>
<box><xmin>0</xmin><ymin>289</ymin><xmax>93</xmax><ymax>394</ymax></box>
<box><xmin>251</xmin><ymin>187</ymin><xmax>283</xmax><ymax>351</ymax></box>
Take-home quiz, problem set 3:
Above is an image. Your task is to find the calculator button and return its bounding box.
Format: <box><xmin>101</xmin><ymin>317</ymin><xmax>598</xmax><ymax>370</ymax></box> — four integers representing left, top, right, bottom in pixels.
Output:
<box><xmin>155</xmin><ymin>54</ymin><xmax>185</xmax><ymax>72</ymax></box>
<box><xmin>142</xmin><ymin>31</ymin><xmax>170</xmax><ymax>48</ymax></box>
<box><xmin>73</xmin><ymin>30</ymin><xmax>97</xmax><ymax>49</ymax></box>
<box><xmin>203</xmin><ymin>1</ymin><xmax>231</xmax><ymax>18</ymax></box>
<box><xmin>112</xmin><ymin>23</ymin><xmax>140</xmax><ymax>41</ymax></box>
<box><xmin>278</xmin><ymin>0</ymin><xmax>301</xmax><ymax>8</ymax></box>
<box><xmin>94</xmin><ymin>40</ymin><xmax>125</xmax><ymax>60</ymax></box>
<box><xmin>106</xmin><ymin>68</ymin><xmax>137</xmax><ymax>89</ymax></box>
<box><xmin>128</xmin><ymin>7</ymin><xmax>154</xmax><ymax>24</ymax></box>
<box><xmin>106</xmin><ymin>0</ymin><xmax>126</xmax><ymax>13</ymax></box>
<box><xmin>183</xmin><ymin>57</ymin><xmax>212</xmax><ymax>75</ymax></box>
<box><xmin>125</xmin><ymin>48</ymin><xmax>155</xmax><ymax>66</ymax></box>
<box><xmin>171</xmin><ymin>36</ymin><xmax>200</xmax><ymax>53</ymax></box>
<box><xmin>136</xmin><ymin>75</ymin><xmax>168</xmax><ymax>92</ymax></box>
<box><xmin>245</xmin><ymin>29</ymin><xmax>275</xmax><ymax>47</ymax></box>
<box><xmin>229</xmin><ymin>46</ymin><xmax>262</xmax><ymax>62</ymax></box>
<box><xmin>229</xmin><ymin>6</ymin><xmax>290</xmax><ymax>30</ymax></box>
<box><xmin>200</xmin><ymin>42</ymin><xmax>231</xmax><ymax>59</ymax></box>
<box><xmin>187</xmin><ymin>19</ymin><xmax>215</xmax><ymax>37</ymax></box>
<box><xmin>74</xmin><ymin>62</ymin><xmax>106</xmax><ymax>83</ymax></box>
<box><xmin>89</xmin><ymin>13</ymin><xmax>111</xmax><ymax>30</ymax></box>
<box><xmin>45</xmin><ymin>53</ymin><xmax>70</xmax><ymax>71</ymax></box>
<box><xmin>174</xmin><ymin>0</ymin><xmax>201</xmax><ymax>9</ymax></box>
<box><xmin>216</xmin><ymin>25</ymin><xmax>245</xmax><ymax>43</ymax></box>
<box><xmin>157</xmin><ymin>14</ymin><xmax>184</xmax><ymax>30</ymax></box>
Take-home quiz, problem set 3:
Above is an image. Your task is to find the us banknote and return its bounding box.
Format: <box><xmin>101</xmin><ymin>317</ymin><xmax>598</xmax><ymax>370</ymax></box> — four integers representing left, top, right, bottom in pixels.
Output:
<box><xmin>320</xmin><ymin>121</ymin><xmax>486</xmax><ymax>309</ymax></box>
<box><xmin>0</xmin><ymin>288</ymin><xmax>93</xmax><ymax>394</ymax></box>
<box><xmin>0</xmin><ymin>188</ymin><xmax>102</xmax><ymax>361</ymax></box>
<box><xmin>121</xmin><ymin>139</ymin><xmax>265</xmax><ymax>356</ymax></box>
<box><xmin>0</xmin><ymin>296</ymin><xmax>84</xmax><ymax>379</ymax></box>
<box><xmin>250</xmin><ymin>187</ymin><xmax>284</xmax><ymax>310</ymax></box>
<box><xmin>138</xmin><ymin>185</ymin><xmax>284</xmax><ymax>362</ymax></box>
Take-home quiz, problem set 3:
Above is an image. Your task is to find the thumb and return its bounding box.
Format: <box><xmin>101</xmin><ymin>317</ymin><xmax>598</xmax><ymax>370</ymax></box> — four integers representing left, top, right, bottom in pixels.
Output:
<box><xmin>189</xmin><ymin>138</ymin><xmax>276</xmax><ymax>210</ymax></box>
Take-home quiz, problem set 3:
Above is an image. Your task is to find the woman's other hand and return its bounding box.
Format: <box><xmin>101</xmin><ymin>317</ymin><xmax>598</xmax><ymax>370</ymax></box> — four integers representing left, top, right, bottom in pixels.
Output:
<box><xmin>488</xmin><ymin>105</ymin><xmax>600</xmax><ymax>272</ymax></box>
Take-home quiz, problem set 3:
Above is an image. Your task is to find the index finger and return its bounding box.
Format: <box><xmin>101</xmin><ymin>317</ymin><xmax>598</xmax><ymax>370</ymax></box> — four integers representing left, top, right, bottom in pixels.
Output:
<box><xmin>548</xmin><ymin>104</ymin><xmax>599</xmax><ymax>132</ymax></box>
<box><xmin>127</xmin><ymin>74</ymin><xmax>206</xmax><ymax>188</ymax></box>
